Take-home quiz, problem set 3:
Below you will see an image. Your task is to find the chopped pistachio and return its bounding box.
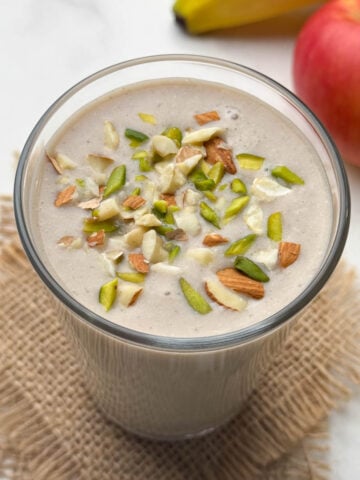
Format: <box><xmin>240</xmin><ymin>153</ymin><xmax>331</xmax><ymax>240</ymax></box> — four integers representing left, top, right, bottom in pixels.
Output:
<box><xmin>236</xmin><ymin>153</ymin><xmax>265</xmax><ymax>170</ymax></box>
<box><xmin>179</xmin><ymin>277</ymin><xmax>212</xmax><ymax>314</ymax></box>
<box><xmin>99</xmin><ymin>278</ymin><xmax>118</xmax><ymax>311</ymax></box>
<box><xmin>83</xmin><ymin>218</ymin><xmax>119</xmax><ymax>233</ymax></box>
<box><xmin>131</xmin><ymin>187</ymin><xmax>141</xmax><ymax>196</ymax></box>
<box><xmin>139</xmin><ymin>157</ymin><xmax>152</xmax><ymax>172</ymax></box>
<box><xmin>271</xmin><ymin>166</ymin><xmax>304</xmax><ymax>185</ymax></box>
<box><xmin>267</xmin><ymin>212</ymin><xmax>283</xmax><ymax>242</ymax></box>
<box><xmin>161</xmin><ymin>127</ymin><xmax>182</xmax><ymax>148</ymax></box>
<box><xmin>125</xmin><ymin>128</ymin><xmax>149</xmax><ymax>147</ymax></box>
<box><xmin>190</xmin><ymin>170</ymin><xmax>216</xmax><ymax>191</ymax></box>
<box><xmin>155</xmin><ymin>225</ymin><xmax>174</xmax><ymax>236</ymax></box>
<box><xmin>103</xmin><ymin>165</ymin><xmax>126</xmax><ymax>198</ymax></box>
<box><xmin>168</xmin><ymin>205</ymin><xmax>180</xmax><ymax>213</ymax></box>
<box><xmin>153</xmin><ymin>200</ymin><xmax>168</xmax><ymax>215</ymax></box>
<box><xmin>132</xmin><ymin>150</ymin><xmax>148</xmax><ymax>160</ymax></box>
<box><xmin>138</xmin><ymin>112</ymin><xmax>157</xmax><ymax>125</ymax></box>
<box><xmin>168</xmin><ymin>244</ymin><xmax>181</xmax><ymax>263</ymax></box>
<box><xmin>76</xmin><ymin>178</ymin><xmax>85</xmax><ymax>188</ymax></box>
<box><xmin>117</xmin><ymin>272</ymin><xmax>146</xmax><ymax>283</ymax></box>
<box><xmin>199</xmin><ymin>201</ymin><xmax>220</xmax><ymax>229</ymax></box>
<box><xmin>231</xmin><ymin>178</ymin><xmax>247</xmax><ymax>195</ymax></box>
<box><xmin>218</xmin><ymin>183</ymin><xmax>228</xmax><ymax>191</ymax></box>
<box><xmin>234</xmin><ymin>256</ymin><xmax>270</xmax><ymax>282</ymax></box>
<box><xmin>203</xmin><ymin>191</ymin><xmax>218</xmax><ymax>202</ymax></box>
<box><xmin>135</xmin><ymin>174</ymin><xmax>148</xmax><ymax>182</ymax></box>
<box><xmin>199</xmin><ymin>159</ymin><xmax>212</xmax><ymax>175</ymax></box>
<box><xmin>164</xmin><ymin>211</ymin><xmax>175</xmax><ymax>225</ymax></box>
<box><xmin>208</xmin><ymin>162</ymin><xmax>225</xmax><ymax>186</ymax></box>
<box><xmin>223</xmin><ymin>196</ymin><xmax>250</xmax><ymax>220</ymax></box>
<box><xmin>225</xmin><ymin>234</ymin><xmax>257</xmax><ymax>256</ymax></box>
<box><xmin>104</xmin><ymin>121</ymin><xmax>119</xmax><ymax>150</ymax></box>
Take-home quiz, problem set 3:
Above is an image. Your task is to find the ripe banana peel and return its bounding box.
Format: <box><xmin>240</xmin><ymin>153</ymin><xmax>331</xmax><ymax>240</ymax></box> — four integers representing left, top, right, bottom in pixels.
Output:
<box><xmin>173</xmin><ymin>0</ymin><xmax>322</xmax><ymax>33</ymax></box>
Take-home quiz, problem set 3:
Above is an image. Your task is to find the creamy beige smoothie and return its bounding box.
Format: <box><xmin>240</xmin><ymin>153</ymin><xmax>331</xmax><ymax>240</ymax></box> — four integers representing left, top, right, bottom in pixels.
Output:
<box><xmin>35</xmin><ymin>79</ymin><xmax>332</xmax><ymax>338</ymax></box>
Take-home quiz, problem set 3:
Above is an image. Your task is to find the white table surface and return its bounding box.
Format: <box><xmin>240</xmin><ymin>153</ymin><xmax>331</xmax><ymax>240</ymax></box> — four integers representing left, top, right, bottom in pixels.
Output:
<box><xmin>0</xmin><ymin>1</ymin><xmax>359</xmax><ymax>477</ymax></box>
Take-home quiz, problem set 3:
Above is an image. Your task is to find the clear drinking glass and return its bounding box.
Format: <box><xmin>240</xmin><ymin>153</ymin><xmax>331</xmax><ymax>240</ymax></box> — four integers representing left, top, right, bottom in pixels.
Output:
<box><xmin>14</xmin><ymin>55</ymin><xmax>350</xmax><ymax>440</ymax></box>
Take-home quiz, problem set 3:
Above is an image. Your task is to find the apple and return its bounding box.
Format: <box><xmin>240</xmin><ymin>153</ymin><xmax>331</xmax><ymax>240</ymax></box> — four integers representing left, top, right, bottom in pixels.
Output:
<box><xmin>293</xmin><ymin>0</ymin><xmax>360</xmax><ymax>167</ymax></box>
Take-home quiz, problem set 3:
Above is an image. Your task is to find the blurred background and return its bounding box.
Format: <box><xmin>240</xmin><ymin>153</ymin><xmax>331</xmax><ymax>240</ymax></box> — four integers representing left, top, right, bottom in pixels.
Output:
<box><xmin>0</xmin><ymin>0</ymin><xmax>359</xmax><ymax>478</ymax></box>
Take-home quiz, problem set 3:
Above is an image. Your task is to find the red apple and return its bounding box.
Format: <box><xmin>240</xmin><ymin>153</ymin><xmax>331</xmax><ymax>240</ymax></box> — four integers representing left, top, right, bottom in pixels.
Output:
<box><xmin>293</xmin><ymin>0</ymin><xmax>360</xmax><ymax>166</ymax></box>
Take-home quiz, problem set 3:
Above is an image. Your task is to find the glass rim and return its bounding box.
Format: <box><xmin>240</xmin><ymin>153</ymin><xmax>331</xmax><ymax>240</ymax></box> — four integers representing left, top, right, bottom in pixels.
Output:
<box><xmin>14</xmin><ymin>54</ymin><xmax>350</xmax><ymax>351</ymax></box>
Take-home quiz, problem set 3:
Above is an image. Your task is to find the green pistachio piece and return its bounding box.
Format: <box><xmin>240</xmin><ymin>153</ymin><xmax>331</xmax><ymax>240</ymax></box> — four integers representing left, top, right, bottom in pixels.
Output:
<box><xmin>155</xmin><ymin>225</ymin><xmax>174</xmax><ymax>236</ymax></box>
<box><xmin>168</xmin><ymin>205</ymin><xmax>180</xmax><ymax>213</ymax></box>
<box><xmin>208</xmin><ymin>162</ymin><xmax>225</xmax><ymax>185</ymax></box>
<box><xmin>131</xmin><ymin>187</ymin><xmax>141</xmax><ymax>196</ymax></box>
<box><xmin>168</xmin><ymin>244</ymin><xmax>181</xmax><ymax>263</ymax></box>
<box><xmin>131</xmin><ymin>150</ymin><xmax>148</xmax><ymax>160</ymax></box>
<box><xmin>236</xmin><ymin>153</ymin><xmax>265</xmax><ymax>170</ymax></box>
<box><xmin>225</xmin><ymin>234</ymin><xmax>257</xmax><ymax>256</ymax></box>
<box><xmin>103</xmin><ymin>165</ymin><xmax>126</xmax><ymax>198</ymax></box>
<box><xmin>135</xmin><ymin>174</ymin><xmax>148</xmax><ymax>182</ymax></box>
<box><xmin>223</xmin><ymin>196</ymin><xmax>250</xmax><ymax>220</ymax></box>
<box><xmin>200</xmin><ymin>159</ymin><xmax>212</xmax><ymax>175</ymax></box>
<box><xmin>99</xmin><ymin>278</ymin><xmax>118</xmax><ymax>311</ymax></box>
<box><xmin>231</xmin><ymin>178</ymin><xmax>247</xmax><ymax>195</ymax></box>
<box><xmin>125</xmin><ymin>128</ymin><xmax>149</xmax><ymax>146</ymax></box>
<box><xmin>75</xmin><ymin>178</ymin><xmax>85</xmax><ymax>188</ymax></box>
<box><xmin>161</xmin><ymin>127</ymin><xmax>182</xmax><ymax>148</ymax></box>
<box><xmin>271</xmin><ymin>166</ymin><xmax>304</xmax><ymax>185</ymax></box>
<box><xmin>267</xmin><ymin>212</ymin><xmax>283</xmax><ymax>242</ymax></box>
<box><xmin>138</xmin><ymin>112</ymin><xmax>157</xmax><ymax>125</ymax></box>
<box><xmin>153</xmin><ymin>200</ymin><xmax>168</xmax><ymax>215</ymax></box>
<box><xmin>199</xmin><ymin>201</ymin><xmax>220</xmax><ymax>229</ymax></box>
<box><xmin>179</xmin><ymin>277</ymin><xmax>212</xmax><ymax>315</ymax></box>
<box><xmin>117</xmin><ymin>272</ymin><xmax>146</xmax><ymax>283</ymax></box>
<box><xmin>234</xmin><ymin>256</ymin><xmax>269</xmax><ymax>282</ymax></box>
<box><xmin>190</xmin><ymin>170</ymin><xmax>216</xmax><ymax>191</ymax></box>
<box><xmin>218</xmin><ymin>183</ymin><xmax>228</xmax><ymax>191</ymax></box>
<box><xmin>164</xmin><ymin>211</ymin><xmax>175</xmax><ymax>225</ymax></box>
<box><xmin>139</xmin><ymin>157</ymin><xmax>152</xmax><ymax>172</ymax></box>
<box><xmin>83</xmin><ymin>218</ymin><xmax>119</xmax><ymax>233</ymax></box>
<box><xmin>204</xmin><ymin>191</ymin><xmax>218</xmax><ymax>202</ymax></box>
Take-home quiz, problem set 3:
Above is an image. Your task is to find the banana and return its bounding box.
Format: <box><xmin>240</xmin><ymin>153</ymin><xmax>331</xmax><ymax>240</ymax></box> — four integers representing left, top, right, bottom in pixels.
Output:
<box><xmin>173</xmin><ymin>0</ymin><xmax>322</xmax><ymax>34</ymax></box>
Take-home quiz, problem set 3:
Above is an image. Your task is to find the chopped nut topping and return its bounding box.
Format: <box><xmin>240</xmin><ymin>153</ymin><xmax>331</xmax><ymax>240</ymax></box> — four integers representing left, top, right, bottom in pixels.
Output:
<box><xmin>128</xmin><ymin>253</ymin><xmax>150</xmax><ymax>273</ymax></box>
<box><xmin>159</xmin><ymin>193</ymin><xmax>177</xmax><ymax>206</ymax></box>
<box><xmin>216</xmin><ymin>268</ymin><xmax>264</xmax><ymax>299</ymax></box>
<box><xmin>204</xmin><ymin>137</ymin><xmax>236</xmax><ymax>174</ymax></box>
<box><xmin>122</xmin><ymin>195</ymin><xmax>146</xmax><ymax>210</ymax></box>
<box><xmin>87</xmin><ymin>229</ymin><xmax>105</xmax><ymax>247</ymax></box>
<box><xmin>57</xmin><ymin>236</ymin><xmax>78</xmax><ymax>247</ymax></box>
<box><xmin>194</xmin><ymin>110</ymin><xmax>220</xmax><ymax>126</ymax></box>
<box><xmin>176</xmin><ymin>145</ymin><xmax>202</xmax><ymax>163</ymax></box>
<box><xmin>279</xmin><ymin>242</ymin><xmax>301</xmax><ymax>268</ymax></box>
<box><xmin>54</xmin><ymin>185</ymin><xmax>76</xmax><ymax>207</ymax></box>
<box><xmin>165</xmin><ymin>228</ymin><xmax>188</xmax><ymax>242</ymax></box>
<box><xmin>104</xmin><ymin>121</ymin><xmax>119</xmax><ymax>150</ymax></box>
<box><xmin>202</xmin><ymin>233</ymin><xmax>229</xmax><ymax>246</ymax></box>
<box><xmin>78</xmin><ymin>196</ymin><xmax>102</xmax><ymax>210</ymax></box>
<box><xmin>46</xmin><ymin>152</ymin><xmax>63</xmax><ymax>174</ymax></box>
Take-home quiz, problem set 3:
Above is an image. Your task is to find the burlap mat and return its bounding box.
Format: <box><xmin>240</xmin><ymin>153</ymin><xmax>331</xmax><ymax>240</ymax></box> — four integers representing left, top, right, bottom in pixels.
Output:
<box><xmin>0</xmin><ymin>194</ymin><xmax>359</xmax><ymax>480</ymax></box>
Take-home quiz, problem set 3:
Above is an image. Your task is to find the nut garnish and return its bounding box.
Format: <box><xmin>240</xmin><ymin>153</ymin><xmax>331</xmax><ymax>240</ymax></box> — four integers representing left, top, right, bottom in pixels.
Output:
<box><xmin>216</xmin><ymin>268</ymin><xmax>265</xmax><ymax>299</ymax></box>
<box><xmin>46</xmin><ymin>152</ymin><xmax>63</xmax><ymax>174</ymax></box>
<box><xmin>279</xmin><ymin>242</ymin><xmax>301</xmax><ymax>268</ymax></box>
<box><xmin>179</xmin><ymin>277</ymin><xmax>212</xmax><ymax>314</ymax></box>
<box><xmin>204</xmin><ymin>137</ymin><xmax>236</xmax><ymax>174</ymax></box>
<box><xmin>165</xmin><ymin>228</ymin><xmax>188</xmax><ymax>241</ymax></box>
<box><xmin>176</xmin><ymin>145</ymin><xmax>202</xmax><ymax>163</ymax></box>
<box><xmin>194</xmin><ymin>110</ymin><xmax>220</xmax><ymax>126</ymax></box>
<box><xmin>57</xmin><ymin>236</ymin><xmax>82</xmax><ymax>248</ymax></box>
<box><xmin>122</xmin><ymin>195</ymin><xmax>146</xmax><ymax>210</ymax></box>
<box><xmin>128</xmin><ymin>253</ymin><xmax>150</xmax><ymax>273</ymax></box>
<box><xmin>87</xmin><ymin>154</ymin><xmax>114</xmax><ymax>172</ymax></box>
<box><xmin>78</xmin><ymin>196</ymin><xmax>102</xmax><ymax>210</ymax></box>
<box><xmin>159</xmin><ymin>193</ymin><xmax>177</xmax><ymax>206</ymax></box>
<box><xmin>118</xmin><ymin>284</ymin><xmax>143</xmax><ymax>307</ymax></box>
<box><xmin>205</xmin><ymin>279</ymin><xmax>247</xmax><ymax>311</ymax></box>
<box><xmin>55</xmin><ymin>185</ymin><xmax>76</xmax><ymax>207</ymax></box>
<box><xmin>87</xmin><ymin>229</ymin><xmax>105</xmax><ymax>247</ymax></box>
<box><xmin>202</xmin><ymin>233</ymin><xmax>229</xmax><ymax>246</ymax></box>
<box><xmin>99</xmin><ymin>278</ymin><xmax>118</xmax><ymax>311</ymax></box>
<box><xmin>104</xmin><ymin>121</ymin><xmax>119</xmax><ymax>150</ymax></box>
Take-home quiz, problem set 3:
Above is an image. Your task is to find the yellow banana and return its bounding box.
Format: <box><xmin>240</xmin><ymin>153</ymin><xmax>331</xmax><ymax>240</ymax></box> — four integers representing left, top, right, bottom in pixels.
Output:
<box><xmin>173</xmin><ymin>0</ymin><xmax>322</xmax><ymax>33</ymax></box>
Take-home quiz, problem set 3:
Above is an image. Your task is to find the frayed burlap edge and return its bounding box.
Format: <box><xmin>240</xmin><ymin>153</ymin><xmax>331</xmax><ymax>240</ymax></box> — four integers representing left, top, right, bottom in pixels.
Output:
<box><xmin>0</xmin><ymin>195</ymin><xmax>359</xmax><ymax>480</ymax></box>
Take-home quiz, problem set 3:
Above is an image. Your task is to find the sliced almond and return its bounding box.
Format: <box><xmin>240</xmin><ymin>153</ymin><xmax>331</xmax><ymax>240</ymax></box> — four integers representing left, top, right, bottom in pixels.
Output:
<box><xmin>118</xmin><ymin>284</ymin><xmax>143</xmax><ymax>307</ymax></box>
<box><xmin>194</xmin><ymin>110</ymin><xmax>220</xmax><ymax>126</ymax></box>
<box><xmin>56</xmin><ymin>153</ymin><xmax>77</xmax><ymax>171</ymax></box>
<box><xmin>186</xmin><ymin>248</ymin><xmax>214</xmax><ymax>265</ymax></box>
<box><xmin>216</xmin><ymin>268</ymin><xmax>264</xmax><ymax>299</ymax></box>
<box><xmin>57</xmin><ymin>236</ymin><xmax>82</xmax><ymax>248</ymax></box>
<box><xmin>243</xmin><ymin>202</ymin><xmax>264</xmax><ymax>234</ymax></box>
<box><xmin>202</xmin><ymin>233</ymin><xmax>229</xmax><ymax>246</ymax></box>
<box><xmin>183</xmin><ymin>188</ymin><xmax>201</xmax><ymax>207</ymax></box>
<box><xmin>122</xmin><ymin>195</ymin><xmax>146</xmax><ymax>210</ymax></box>
<box><xmin>128</xmin><ymin>253</ymin><xmax>150</xmax><ymax>273</ymax></box>
<box><xmin>182</xmin><ymin>127</ymin><xmax>224</xmax><ymax>145</ymax></box>
<box><xmin>55</xmin><ymin>185</ymin><xmax>76</xmax><ymax>207</ymax></box>
<box><xmin>165</xmin><ymin>228</ymin><xmax>188</xmax><ymax>242</ymax></box>
<box><xmin>204</xmin><ymin>137</ymin><xmax>236</xmax><ymax>174</ymax></box>
<box><xmin>152</xmin><ymin>135</ymin><xmax>178</xmax><ymax>157</ymax></box>
<box><xmin>93</xmin><ymin>198</ymin><xmax>120</xmax><ymax>221</ymax></box>
<box><xmin>122</xmin><ymin>226</ymin><xmax>147</xmax><ymax>248</ymax></box>
<box><xmin>87</xmin><ymin>154</ymin><xmax>114</xmax><ymax>172</ymax></box>
<box><xmin>151</xmin><ymin>263</ymin><xmax>182</xmax><ymax>275</ymax></box>
<box><xmin>174</xmin><ymin>207</ymin><xmax>201</xmax><ymax>236</ymax></box>
<box><xmin>135</xmin><ymin>213</ymin><xmax>162</xmax><ymax>227</ymax></box>
<box><xmin>104</xmin><ymin>121</ymin><xmax>119</xmax><ymax>150</ymax></box>
<box><xmin>159</xmin><ymin>164</ymin><xmax>186</xmax><ymax>194</ymax></box>
<box><xmin>279</xmin><ymin>242</ymin><xmax>301</xmax><ymax>268</ymax></box>
<box><xmin>176</xmin><ymin>145</ymin><xmax>202</xmax><ymax>163</ymax></box>
<box><xmin>141</xmin><ymin>229</ymin><xmax>168</xmax><ymax>263</ymax></box>
<box><xmin>46</xmin><ymin>152</ymin><xmax>63</xmax><ymax>174</ymax></box>
<box><xmin>87</xmin><ymin>229</ymin><xmax>105</xmax><ymax>248</ymax></box>
<box><xmin>251</xmin><ymin>177</ymin><xmax>290</xmax><ymax>202</ymax></box>
<box><xmin>159</xmin><ymin>193</ymin><xmax>177</xmax><ymax>206</ymax></box>
<box><xmin>176</xmin><ymin>154</ymin><xmax>202</xmax><ymax>176</ymax></box>
<box><xmin>78</xmin><ymin>196</ymin><xmax>102</xmax><ymax>210</ymax></box>
<box><xmin>205</xmin><ymin>279</ymin><xmax>247</xmax><ymax>311</ymax></box>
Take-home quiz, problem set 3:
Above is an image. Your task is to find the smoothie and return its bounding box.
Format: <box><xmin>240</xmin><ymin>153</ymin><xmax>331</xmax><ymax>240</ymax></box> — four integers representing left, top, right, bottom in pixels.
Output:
<box><xmin>35</xmin><ymin>78</ymin><xmax>332</xmax><ymax>338</ymax></box>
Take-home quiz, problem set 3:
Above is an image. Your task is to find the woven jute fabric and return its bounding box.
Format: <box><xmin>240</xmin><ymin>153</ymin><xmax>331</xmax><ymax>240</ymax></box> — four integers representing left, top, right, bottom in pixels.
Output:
<box><xmin>0</xmin><ymin>194</ymin><xmax>359</xmax><ymax>480</ymax></box>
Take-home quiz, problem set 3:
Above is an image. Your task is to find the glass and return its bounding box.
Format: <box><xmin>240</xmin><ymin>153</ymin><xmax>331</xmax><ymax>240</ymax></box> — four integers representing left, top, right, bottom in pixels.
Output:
<box><xmin>14</xmin><ymin>55</ymin><xmax>350</xmax><ymax>440</ymax></box>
